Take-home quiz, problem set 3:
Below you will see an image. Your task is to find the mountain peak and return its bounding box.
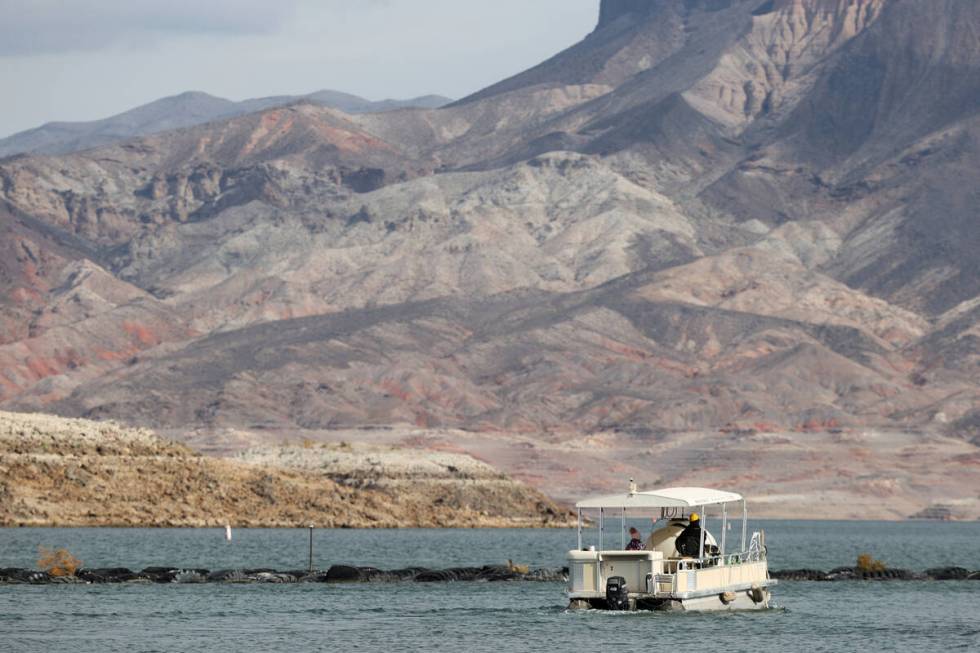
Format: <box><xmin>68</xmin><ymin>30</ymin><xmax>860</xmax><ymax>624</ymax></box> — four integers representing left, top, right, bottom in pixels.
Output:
<box><xmin>596</xmin><ymin>0</ymin><xmax>664</xmax><ymax>29</ymax></box>
<box><xmin>167</xmin><ymin>90</ymin><xmax>227</xmax><ymax>103</ymax></box>
<box><xmin>596</xmin><ymin>0</ymin><xmax>738</xmax><ymax>30</ymax></box>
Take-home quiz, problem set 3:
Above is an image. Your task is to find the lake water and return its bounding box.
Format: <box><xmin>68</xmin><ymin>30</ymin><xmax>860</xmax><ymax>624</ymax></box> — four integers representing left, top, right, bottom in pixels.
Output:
<box><xmin>2</xmin><ymin>522</ymin><xmax>978</xmax><ymax>652</ymax></box>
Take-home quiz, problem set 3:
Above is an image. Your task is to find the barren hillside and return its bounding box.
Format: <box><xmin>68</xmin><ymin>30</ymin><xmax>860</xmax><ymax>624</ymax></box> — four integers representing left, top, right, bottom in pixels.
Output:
<box><xmin>0</xmin><ymin>0</ymin><xmax>976</xmax><ymax>515</ymax></box>
<box><xmin>0</xmin><ymin>411</ymin><xmax>569</xmax><ymax>527</ymax></box>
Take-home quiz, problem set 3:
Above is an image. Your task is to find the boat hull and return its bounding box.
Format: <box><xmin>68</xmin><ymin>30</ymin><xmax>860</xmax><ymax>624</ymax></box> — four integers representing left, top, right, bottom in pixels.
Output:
<box><xmin>568</xmin><ymin>585</ymin><xmax>772</xmax><ymax>612</ymax></box>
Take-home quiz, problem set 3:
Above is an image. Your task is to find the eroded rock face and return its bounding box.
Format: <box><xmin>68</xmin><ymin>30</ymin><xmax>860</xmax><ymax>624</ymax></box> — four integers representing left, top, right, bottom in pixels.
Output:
<box><xmin>683</xmin><ymin>0</ymin><xmax>888</xmax><ymax>127</ymax></box>
<box><xmin>236</xmin><ymin>443</ymin><xmax>567</xmax><ymax>523</ymax></box>
<box><xmin>0</xmin><ymin>0</ymin><xmax>978</xmax><ymax>515</ymax></box>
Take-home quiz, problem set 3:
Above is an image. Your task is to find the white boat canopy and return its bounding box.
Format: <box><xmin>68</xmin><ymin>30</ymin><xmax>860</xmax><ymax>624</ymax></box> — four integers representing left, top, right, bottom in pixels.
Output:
<box><xmin>575</xmin><ymin>486</ymin><xmax>742</xmax><ymax>510</ymax></box>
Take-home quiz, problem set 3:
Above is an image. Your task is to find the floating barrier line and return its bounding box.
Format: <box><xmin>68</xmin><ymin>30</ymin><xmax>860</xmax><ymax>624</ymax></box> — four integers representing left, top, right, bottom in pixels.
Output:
<box><xmin>0</xmin><ymin>564</ymin><xmax>568</xmax><ymax>585</ymax></box>
<box><xmin>1</xmin><ymin>565</ymin><xmax>978</xmax><ymax>585</ymax></box>
<box><xmin>769</xmin><ymin>566</ymin><xmax>980</xmax><ymax>581</ymax></box>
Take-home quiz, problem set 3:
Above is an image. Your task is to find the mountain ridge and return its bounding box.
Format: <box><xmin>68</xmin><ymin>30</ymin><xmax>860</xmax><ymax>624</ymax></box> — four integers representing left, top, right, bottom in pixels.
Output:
<box><xmin>0</xmin><ymin>90</ymin><xmax>451</xmax><ymax>158</ymax></box>
<box><xmin>0</xmin><ymin>0</ymin><xmax>976</xmax><ymax>509</ymax></box>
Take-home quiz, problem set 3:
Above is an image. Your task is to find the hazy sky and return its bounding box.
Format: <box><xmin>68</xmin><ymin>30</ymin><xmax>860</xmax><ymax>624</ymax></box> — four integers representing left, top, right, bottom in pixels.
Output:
<box><xmin>0</xmin><ymin>0</ymin><xmax>599</xmax><ymax>138</ymax></box>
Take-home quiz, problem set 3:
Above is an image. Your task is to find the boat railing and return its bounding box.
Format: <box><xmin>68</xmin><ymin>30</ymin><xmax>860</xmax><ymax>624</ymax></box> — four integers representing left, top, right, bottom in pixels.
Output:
<box><xmin>674</xmin><ymin>533</ymin><xmax>767</xmax><ymax>571</ymax></box>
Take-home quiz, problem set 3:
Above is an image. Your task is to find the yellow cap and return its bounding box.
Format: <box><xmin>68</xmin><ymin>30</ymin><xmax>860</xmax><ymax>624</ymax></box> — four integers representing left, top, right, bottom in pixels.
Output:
<box><xmin>690</xmin><ymin>512</ymin><xmax>699</xmax><ymax>522</ymax></box>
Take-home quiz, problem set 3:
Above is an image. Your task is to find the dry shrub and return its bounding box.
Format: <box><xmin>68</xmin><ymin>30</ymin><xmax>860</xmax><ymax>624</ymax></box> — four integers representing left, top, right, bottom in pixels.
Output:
<box><xmin>856</xmin><ymin>553</ymin><xmax>887</xmax><ymax>572</ymax></box>
<box><xmin>507</xmin><ymin>559</ymin><xmax>529</xmax><ymax>574</ymax></box>
<box><xmin>302</xmin><ymin>438</ymin><xmax>315</xmax><ymax>449</ymax></box>
<box><xmin>37</xmin><ymin>546</ymin><xmax>82</xmax><ymax>576</ymax></box>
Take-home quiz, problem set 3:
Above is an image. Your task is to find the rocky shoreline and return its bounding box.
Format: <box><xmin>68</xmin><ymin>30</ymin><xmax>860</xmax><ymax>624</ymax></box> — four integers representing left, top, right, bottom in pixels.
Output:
<box><xmin>0</xmin><ymin>411</ymin><xmax>573</xmax><ymax>528</ymax></box>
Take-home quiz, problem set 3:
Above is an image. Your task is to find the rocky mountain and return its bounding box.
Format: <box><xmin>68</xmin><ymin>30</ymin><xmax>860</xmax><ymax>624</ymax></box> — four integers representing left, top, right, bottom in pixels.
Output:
<box><xmin>0</xmin><ymin>90</ymin><xmax>451</xmax><ymax>158</ymax></box>
<box><xmin>0</xmin><ymin>0</ymin><xmax>977</xmax><ymax>513</ymax></box>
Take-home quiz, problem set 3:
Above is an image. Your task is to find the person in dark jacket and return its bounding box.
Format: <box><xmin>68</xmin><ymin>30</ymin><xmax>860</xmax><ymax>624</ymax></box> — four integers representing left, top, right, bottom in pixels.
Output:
<box><xmin>625</xmin><ymin>527</ymin><xmax>644</xmax><ymax>550</ymax></box>
<box><xmin>675</xmin><ymin>512</ymin><xmax>703</xmax><ymax>557</ymax></box>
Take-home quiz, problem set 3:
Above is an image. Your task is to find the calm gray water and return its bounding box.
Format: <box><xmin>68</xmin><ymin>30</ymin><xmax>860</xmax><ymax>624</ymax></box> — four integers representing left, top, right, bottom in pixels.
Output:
<box><xmin>2</xmin><ymin>522</ymin><xmax>978</xmax><ymax>652</ymax></box>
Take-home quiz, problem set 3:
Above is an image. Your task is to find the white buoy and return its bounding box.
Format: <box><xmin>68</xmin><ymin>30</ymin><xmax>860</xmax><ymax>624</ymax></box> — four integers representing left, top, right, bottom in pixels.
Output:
<box><xmin>225</xmin><ymin>524</ymin><xmax>232</xmax><ymax>541</ymax></box>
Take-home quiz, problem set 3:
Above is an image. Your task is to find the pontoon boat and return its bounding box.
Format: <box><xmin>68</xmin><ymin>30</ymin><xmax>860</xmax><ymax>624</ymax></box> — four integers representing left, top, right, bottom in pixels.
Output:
<box><xmin>567</xmin><ymin>485</ymin><xmax>774</xmax><ymax>611</ymax></box>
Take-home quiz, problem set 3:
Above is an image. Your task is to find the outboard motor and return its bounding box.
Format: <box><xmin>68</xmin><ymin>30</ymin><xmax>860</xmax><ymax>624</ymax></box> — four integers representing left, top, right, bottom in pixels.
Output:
<box><xmin>605</xmin><ymin>576</ymin><xmax>629</xmax><ymax>610</ymax></box>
